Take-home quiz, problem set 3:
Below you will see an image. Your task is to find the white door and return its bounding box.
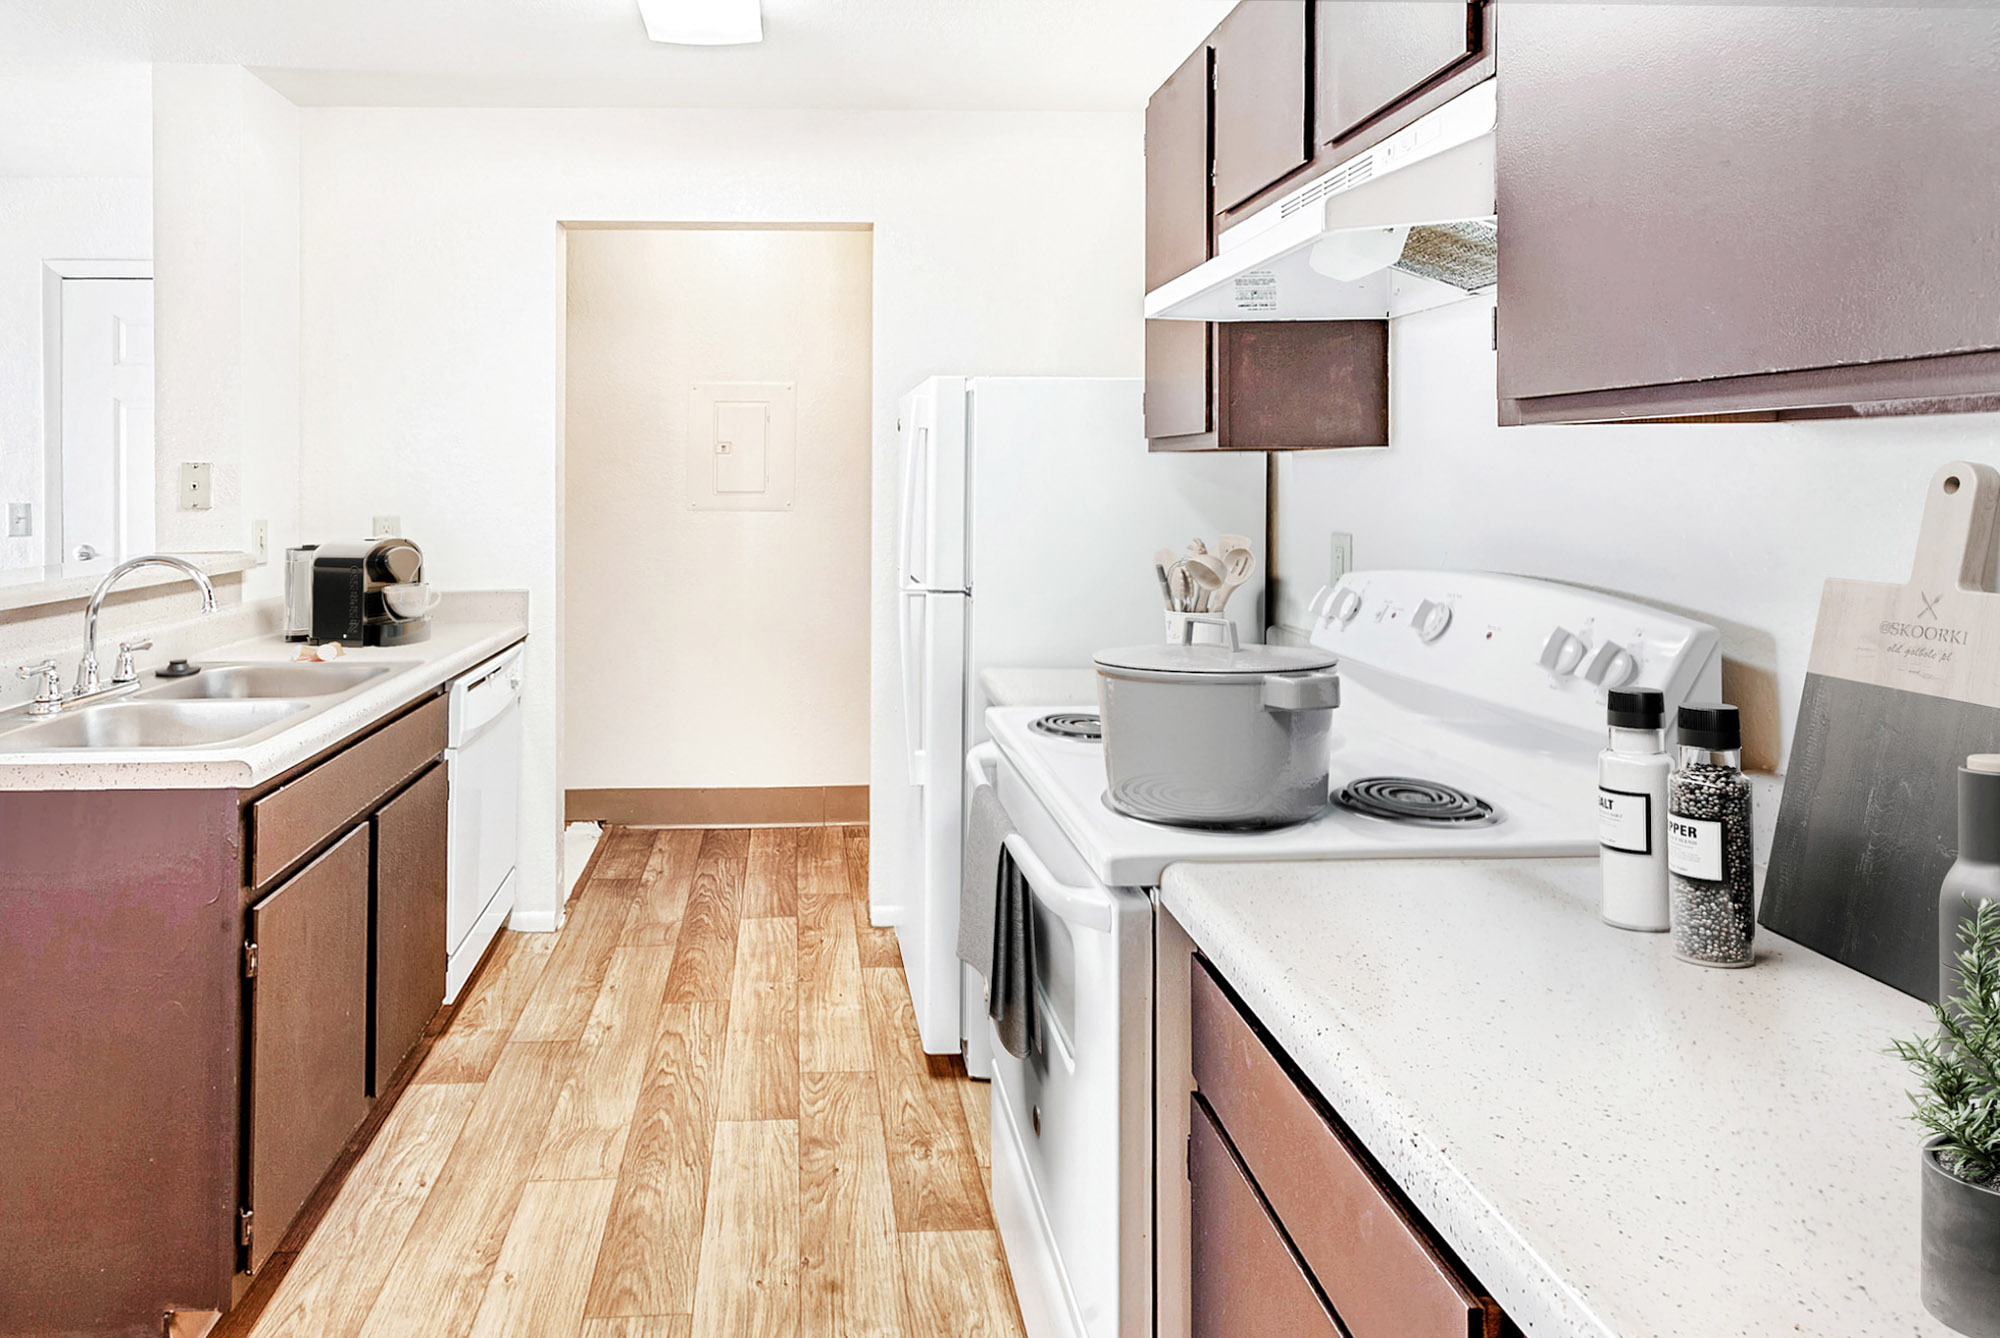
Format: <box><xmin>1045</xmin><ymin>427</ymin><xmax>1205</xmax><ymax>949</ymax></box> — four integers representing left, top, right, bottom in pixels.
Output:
<box><xmin>59</xmin><ymin>278</ymin><xmax>154</xmax><ymax>564</ymax></box>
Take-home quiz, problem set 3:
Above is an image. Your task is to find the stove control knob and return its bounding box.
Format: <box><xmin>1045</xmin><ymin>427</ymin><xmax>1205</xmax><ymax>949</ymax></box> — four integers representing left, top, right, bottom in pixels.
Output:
<box><xmin>1539</xmin><ymin>627</ymin><xmax>1587</xmax><ymax>675</ymax></box>
<box><xmin>1583</xmin><ymin>640</ymin><xmax>1638</xmax><ymax>688</ymax></box>
<box><xmin>1330</xmin><ymin>588</ymin><xmax>1364</xmax><ymax>625</ymax></box>
<box><xmin>1413</xmin><ymin>599</ymin><xmax>1453</xmax><ymax>643</ymax></box>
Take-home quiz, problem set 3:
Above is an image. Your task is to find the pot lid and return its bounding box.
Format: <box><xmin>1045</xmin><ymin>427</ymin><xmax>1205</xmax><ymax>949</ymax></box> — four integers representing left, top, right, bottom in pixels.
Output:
<box><xmin>1093</xmin><ymin>641</ymin><xmax>1338</xmax><ymax>676</ymax></box>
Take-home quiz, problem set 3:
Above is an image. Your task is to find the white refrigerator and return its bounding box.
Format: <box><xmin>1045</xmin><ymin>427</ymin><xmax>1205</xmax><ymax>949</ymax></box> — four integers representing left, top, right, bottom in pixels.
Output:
<box><xmin>878</xmin><ymin>376</ymin><xmax>1266</xmax><ymax>1059</ymax></box>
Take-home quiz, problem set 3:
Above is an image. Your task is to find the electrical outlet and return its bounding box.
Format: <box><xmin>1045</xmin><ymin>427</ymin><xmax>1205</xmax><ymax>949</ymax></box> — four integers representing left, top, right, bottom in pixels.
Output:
<box><xmin>1330</xmin><ymin>532</ymin><xmax>1354</xmax><ymax>585</ymax></box>
<box><xmin>372</xmin><ymin>515</ymin><xmax>401</xmax><ymax>538</ymax></box>
<box><xmin>6</xmin><ymin>503</ymin><xmax>30</xmax><ymax>539</ymax></box>
<box><xmin>251</xmin><ymin>520</ymin><xmax>269</xmax><ymax>562</ymax></box>
<box><xmin>180</xmin><ymin>462</ymin><xmax>213</xmax><ymax>511</ymax></box>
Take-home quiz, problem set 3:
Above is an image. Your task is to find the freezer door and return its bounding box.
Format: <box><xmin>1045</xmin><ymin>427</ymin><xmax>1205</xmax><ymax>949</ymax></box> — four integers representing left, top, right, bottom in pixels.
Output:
<box><xmin>898</xmin><ymin>377</ymin><xmax>968</xmax><ymax>592</ymax></box>
<box><xmin>894</xmin><ymin>589</ymin><xmax>969</xmax><ymax>1055</ymax></box>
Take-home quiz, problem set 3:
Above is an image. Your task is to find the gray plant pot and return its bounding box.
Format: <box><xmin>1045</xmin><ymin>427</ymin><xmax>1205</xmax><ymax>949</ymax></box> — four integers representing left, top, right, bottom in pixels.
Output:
<box><xmin>1923</xmin><ymin>1137</ymin><xmax>2000</xmax><ymax>1336</ymax></box>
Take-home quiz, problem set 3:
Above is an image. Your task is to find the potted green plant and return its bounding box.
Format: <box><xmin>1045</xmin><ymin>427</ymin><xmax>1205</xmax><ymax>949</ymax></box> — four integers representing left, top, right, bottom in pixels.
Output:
<box><xmin>1895</xmin><ymin>898</ymin><xmax>2000</xmax><ymax>1336</ymax></box>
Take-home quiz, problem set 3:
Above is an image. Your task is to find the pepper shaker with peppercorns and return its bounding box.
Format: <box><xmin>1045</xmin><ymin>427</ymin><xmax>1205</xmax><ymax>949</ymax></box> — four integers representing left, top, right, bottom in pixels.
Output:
<box><xmin>1667</xmin><ymin>703</ymin><xmax>1756</xmax><ymax>968</ymax></box>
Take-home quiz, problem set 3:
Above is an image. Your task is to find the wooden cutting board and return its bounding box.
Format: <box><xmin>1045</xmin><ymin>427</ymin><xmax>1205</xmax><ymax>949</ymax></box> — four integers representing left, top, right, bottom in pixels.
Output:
<box><xmin>1763</xmin><ymin>460</ymin><xmax>2000</xmax><ymax>1001</ymax></box>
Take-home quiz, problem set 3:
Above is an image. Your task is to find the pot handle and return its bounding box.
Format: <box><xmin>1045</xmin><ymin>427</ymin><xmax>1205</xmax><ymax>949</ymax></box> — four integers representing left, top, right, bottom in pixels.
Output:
<box><xmin>1262</xmin><ymin>668</ymin><xmax>1341</xmax><ymax>712</ymax></box>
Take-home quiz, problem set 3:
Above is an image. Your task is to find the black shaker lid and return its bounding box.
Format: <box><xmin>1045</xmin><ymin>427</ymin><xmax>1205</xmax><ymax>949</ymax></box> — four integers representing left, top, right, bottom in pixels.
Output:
<box><xmin>1607</xmin><ymin>688</ymin><xmax>1664</xmax><ymax>730</ymax></box>
<box><xmin>1677</xmin><ymin>702</ymin><xmax>1741</xmax><ymax>750</ymax></box>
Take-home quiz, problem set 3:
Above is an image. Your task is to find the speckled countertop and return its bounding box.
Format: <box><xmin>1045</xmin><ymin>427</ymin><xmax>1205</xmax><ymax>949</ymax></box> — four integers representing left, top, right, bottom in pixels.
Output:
<box><xmin>1159</xmin><ymin>858</ymin><xmax>1954</xmax><ymax>1338</ymax></box>
<box><xmin>0</xmin><ymin>591</ymin><xmax>527</xmax><ymax>791</ymax></box>
<box><xmin>976</xmin><ymin>667</ymin><xmax>1099</xmax><ymax>710</ymax></box>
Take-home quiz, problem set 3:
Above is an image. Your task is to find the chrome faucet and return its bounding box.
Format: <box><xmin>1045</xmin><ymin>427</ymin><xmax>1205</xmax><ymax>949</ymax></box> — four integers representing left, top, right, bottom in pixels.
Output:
<box><xmin>73</xmin><ymin>555</ymin><xmax>218</xmax><ymax>700</ymax></box>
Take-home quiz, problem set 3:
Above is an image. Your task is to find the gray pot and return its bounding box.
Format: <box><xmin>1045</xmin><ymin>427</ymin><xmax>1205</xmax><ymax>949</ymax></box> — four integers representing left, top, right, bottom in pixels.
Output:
<box><xmin>1923</xmin><ymin>1137</ymin><xmax>2000</xmax><ymax>1336</ymax></box>
<box><xmin>1093</xmin><ymin>629</ymin><xmax>1340</xmax><ymax>829</ymax></box>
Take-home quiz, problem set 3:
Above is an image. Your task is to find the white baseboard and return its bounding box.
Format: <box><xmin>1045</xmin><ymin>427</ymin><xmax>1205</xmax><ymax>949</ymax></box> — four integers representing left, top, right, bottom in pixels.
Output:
<box><xmin>508</xmin><ymin>908</ymin><xmax>562</xmax><ymax>933</ymax></box>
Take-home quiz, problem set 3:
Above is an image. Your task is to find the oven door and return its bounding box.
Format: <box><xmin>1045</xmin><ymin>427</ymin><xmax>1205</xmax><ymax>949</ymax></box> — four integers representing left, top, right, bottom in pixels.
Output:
<box><xmin>980</xmin><ymin>747</ymin><xmax>1153</xmax><ymax>1338</ymax></box>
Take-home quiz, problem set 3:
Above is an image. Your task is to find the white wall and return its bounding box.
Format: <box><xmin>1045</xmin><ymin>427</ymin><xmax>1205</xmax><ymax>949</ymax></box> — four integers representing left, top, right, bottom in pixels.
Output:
<box><xmin>153</xmin><ymin>65</ymin><xmax>302</xmax><ymax>602</ymax></box>
<box><xmin>0</xmin><ymin>65</ymin><xmax>151</xmax><ymax>571</ymax></box>
<box><xmin>563</xmin><ymin>225</ymin><xmax>872</xmax><ymax>791</ymax></box>
<box><xmin>298</xmin><ymin>106</ymin><xmax>1145</xmax><ymax>923</ymax></box>
<box><xmin>1274</xmin><ymin>291</ymin><xmax>2000</xmax><ymax>814</ymax></box>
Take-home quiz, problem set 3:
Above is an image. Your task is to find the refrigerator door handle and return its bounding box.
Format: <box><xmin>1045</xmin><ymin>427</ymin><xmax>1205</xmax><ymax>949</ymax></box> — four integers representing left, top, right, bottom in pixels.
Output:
<box><xmin>899</xmin><ymin>588</ymin><xmax>928</xmax><ymax>786</ymax></box>
<box><xmin>899</xmin><ymin>416</ymin><xmax>930</xmax><ymax>589</ymax></box>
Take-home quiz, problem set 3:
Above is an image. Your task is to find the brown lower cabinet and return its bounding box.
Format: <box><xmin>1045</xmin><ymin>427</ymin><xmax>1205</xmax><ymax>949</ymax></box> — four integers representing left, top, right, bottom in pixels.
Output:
<box><xmin>1189</xmin><ymin>958</ymin><xmax>1508</xmax><ymax>1338</ymax></box>
<box><xmin>245</xmin><ymin>824</ymin><xmax>374</xmax><ymax>1274</ymax></box>
<box><xmin>1190</xmin><ymin>1096</ymin><xmax>1343</xmax><ymax>1337</ymax></box>
<box><xmin>0</xmin><ymin>684</ymin><xmax>462</xmax><ymax>1337</ymax></box>
<box><xmin>371</xmin><ymin>761</ymin><xmax>450</xmax><ymax>1095</ymax></box>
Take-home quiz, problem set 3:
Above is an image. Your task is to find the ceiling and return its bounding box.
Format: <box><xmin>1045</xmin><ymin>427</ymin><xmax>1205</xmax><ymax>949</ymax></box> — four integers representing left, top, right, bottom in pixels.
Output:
<box><xmin>6</xmin><ymin>0</ymin><xmax>1240</xmax><ymax>110</ymax></box>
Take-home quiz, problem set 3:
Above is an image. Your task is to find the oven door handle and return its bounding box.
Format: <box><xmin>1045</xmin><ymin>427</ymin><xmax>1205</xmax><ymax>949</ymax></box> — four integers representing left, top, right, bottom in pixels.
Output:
<box><xmin>966</xmin><ymin>740</ymin><xmax>1000</xmax><ymax>798</ymax></box>
<box><xmin>1001</xmin><ymin>833</ymin><xmax>1114</xmax><ymax>934</ymax></box>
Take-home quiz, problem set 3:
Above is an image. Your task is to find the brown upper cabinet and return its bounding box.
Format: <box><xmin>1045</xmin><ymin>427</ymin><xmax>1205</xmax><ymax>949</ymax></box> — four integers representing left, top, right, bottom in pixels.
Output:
<box><xmin>1498</xmin><ymin>3</ymin><xmax>2000</xmax><ymax>423</ymax></box>
<box><xmin>1211</xmin><ymin>1</ymin><xmax>1312</xmax><ymax>215</ymax></box>
<box><xmin>1147</xmin><ymin>44</ymin><xmax>1213</xmax><ymax>294</ymax></box>
<box><xmin>1145</xmin><ymin>4</ymin><xmax>1395</xmax><ymax>453</ymax></box>
<box><xmin>1214</xmin><ymin>1</ymin><xmax>1493</xmax><ymax>233</ymax></box>
<box><xmin>1316</xmin><ymin>2</ymin><xmax>1483</xmax><ymax>150</ymax></box>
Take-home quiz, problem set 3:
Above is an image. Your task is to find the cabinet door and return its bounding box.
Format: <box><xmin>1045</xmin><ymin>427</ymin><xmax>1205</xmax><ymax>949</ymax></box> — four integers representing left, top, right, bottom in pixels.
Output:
<box><xmin>1316</xmin><ymin>1</ymin><xmax>1480</xmax><ymax>147</ymax></box>
<box><xmin>1189</xmin><ymin>1097</ymin><xmax>1343</xmax><ymax>1338</ymax></box>
<box><xmin>1212</xmin><ymin>0</ymin><xmax>1311</xmax><ymax>214</ymax></box>
<box><xmin>1146</xmin><ymin>320</ymin><xmax>1214</xmax><ymax>445</ymax></box>
<box><xmin>1147</xmin><ymin>43</ymin><xmax>1212</xmax><ymax>291</ymax></box>
<box><xmin>1499</xmin><ymin>3</ymin><xmax>2000</xmax><ymax>419</ymax></box>
<box><xmin>246</xmin><ymin>824</ymin><xmax>372</xmax><ymax>1273</ymax></box>
<box><xmin>372</xmin><ymin>762</ymin><xmax>449</xmax><ymax>1095</ymax></box>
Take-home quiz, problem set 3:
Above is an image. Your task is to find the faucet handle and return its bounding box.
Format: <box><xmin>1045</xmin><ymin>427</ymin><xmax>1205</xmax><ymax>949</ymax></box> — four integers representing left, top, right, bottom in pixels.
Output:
<box><xmin>17</xmin><ymin>659</ymin><xmax>63</xmax><ymax>712</ymax></box>
<box><xmin>112</xmin><ymin>639</ymin><xmax>153</xmax><ymax>685</ymax></box>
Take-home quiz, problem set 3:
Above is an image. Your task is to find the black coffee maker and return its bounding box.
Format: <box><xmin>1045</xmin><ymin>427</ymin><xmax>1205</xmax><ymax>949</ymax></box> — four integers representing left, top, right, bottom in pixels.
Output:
<box><xmin>311</xmin><ymin>538</ymin><xmax>433</xmax><ymax>646</ymax></box>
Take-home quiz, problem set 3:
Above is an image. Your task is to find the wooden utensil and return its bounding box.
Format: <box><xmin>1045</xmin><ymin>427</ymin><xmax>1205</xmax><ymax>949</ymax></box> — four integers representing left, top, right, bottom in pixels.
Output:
<box><xmin>1762</xmin><ymin>460</ymin><xmax>2000</xmax><ymax>1000</ymax></box>
<box><xmin>1217</xmin><ymin>533</ymin><xmax>1255</xmax><ymax>557</ymax></box>
<box><xmin>1211</xmin><ymin>546</ymin><xmax>1257</xmax><ymax>614</ymax></box>
<box><xmin>1182</xmin><ymin>553</ymin><xmax>1228</xmax><ymax>614</ymax></box>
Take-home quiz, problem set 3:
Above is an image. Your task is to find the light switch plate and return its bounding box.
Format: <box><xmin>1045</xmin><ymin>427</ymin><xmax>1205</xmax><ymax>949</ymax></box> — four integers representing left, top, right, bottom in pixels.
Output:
<box><xmin>1330</xmin><ymin>532</ymin><xmax>1354</xmax><ymax>584</ymax></box>
<box><xmin>372</xmin><ymin>515</ymin><xmax>401</xmax><ymax>537</ymax></box>
<box><xmin>6</xmin><ymin>503</ymin><xmax>30</xmax><ymax>538</ymax></box>
<box><xmin>251</xmin><ymin>520</ymin><xmax>269</xmax><ymax>562</ymax></box>
<box><xmin>180</xmin><ymin>462</ymin><xmax>213</xmax><ymax>511</ymax></box>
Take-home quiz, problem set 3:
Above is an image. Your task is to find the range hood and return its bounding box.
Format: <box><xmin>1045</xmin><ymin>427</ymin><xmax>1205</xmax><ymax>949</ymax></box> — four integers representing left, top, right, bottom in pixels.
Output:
<box><xmin>1145</xmin><ymin>80</ymin><xmax>1496</xmax><ymax>323</ymax></box>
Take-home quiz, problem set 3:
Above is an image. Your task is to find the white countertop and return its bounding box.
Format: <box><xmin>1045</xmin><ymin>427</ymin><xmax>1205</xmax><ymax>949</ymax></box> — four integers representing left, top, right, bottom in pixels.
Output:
<box><xmin>0</xmin><ymin>591</ymin><xmax>527</xmax><ymax>790</ymax></box>
<box><xmin>976</xmin><ymin>667</ymin><xmax>1099</xmax><ymax>710</ymax></box>
<box><xmin>1159</xmin><ymin>858</ymin><xmax>1952</xmax><ymax>1338</ymax></box>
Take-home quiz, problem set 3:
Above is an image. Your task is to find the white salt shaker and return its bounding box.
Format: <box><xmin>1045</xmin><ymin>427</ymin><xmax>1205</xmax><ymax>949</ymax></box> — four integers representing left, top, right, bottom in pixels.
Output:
<box><xmin>1598</xmin><ymin>688</ymin><xmax>1671</xmax><ymax>931</ymax></box>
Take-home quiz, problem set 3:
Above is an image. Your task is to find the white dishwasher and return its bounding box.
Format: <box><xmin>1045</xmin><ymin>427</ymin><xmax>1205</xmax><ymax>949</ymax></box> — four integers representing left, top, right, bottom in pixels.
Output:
<box><xmin>445</xmin><ymin>643</ymin><xmax>525</xmax><ymax>1002</ymax></box>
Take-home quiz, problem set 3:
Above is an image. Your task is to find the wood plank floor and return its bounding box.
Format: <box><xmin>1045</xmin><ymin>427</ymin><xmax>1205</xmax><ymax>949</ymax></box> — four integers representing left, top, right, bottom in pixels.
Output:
<box><xmin>241</xmin><ymin>825</ymin><xmax>1024</xmax><ymax>1338</ymax></box>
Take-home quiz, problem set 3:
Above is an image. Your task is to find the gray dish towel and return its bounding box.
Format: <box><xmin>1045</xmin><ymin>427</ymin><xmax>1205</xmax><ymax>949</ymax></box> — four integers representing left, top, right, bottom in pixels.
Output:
<box><xmin>957</xmin><ymin>781</ymin><xmax>1037</xmax><ymax>1058</ymax></box>
<box><xmin>957</xmin><ymin>779</ymin><xmax>1014</xmax><ymax>979</ymax></box>
<box><xmin>986</xmin><ymin>852</ymin><xmax>1040</xmax><ymax>1059</ymax></box>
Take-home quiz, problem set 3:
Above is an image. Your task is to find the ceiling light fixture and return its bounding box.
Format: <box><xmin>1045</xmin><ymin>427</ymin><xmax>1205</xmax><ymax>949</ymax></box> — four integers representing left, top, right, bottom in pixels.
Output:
<box><xmin>637</xmin><ymin>0</ymin><xmax>764</xmax><ymax>45</ymax></box>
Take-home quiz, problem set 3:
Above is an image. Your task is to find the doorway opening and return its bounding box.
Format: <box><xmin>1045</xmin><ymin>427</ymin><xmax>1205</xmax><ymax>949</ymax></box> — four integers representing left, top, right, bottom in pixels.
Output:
<box><xmin>559</xmin><ymin>223</ymin><xmax>874</xmax><ymax>845</ymax></box>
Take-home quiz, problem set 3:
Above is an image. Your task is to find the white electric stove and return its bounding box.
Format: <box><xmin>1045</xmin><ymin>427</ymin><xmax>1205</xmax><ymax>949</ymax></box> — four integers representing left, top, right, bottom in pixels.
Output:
<box><xmin>975</xmin><ymin>570</ymin><xmax>1723</xmax><ymax>1338</ymax></box>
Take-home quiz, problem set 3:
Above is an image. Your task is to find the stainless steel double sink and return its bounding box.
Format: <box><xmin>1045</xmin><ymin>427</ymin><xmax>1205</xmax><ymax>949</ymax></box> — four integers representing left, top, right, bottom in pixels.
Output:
<box><xmin>0</xmin><ymin>661</ymin><xmax>418</xmax><ymax>752</ymax></box>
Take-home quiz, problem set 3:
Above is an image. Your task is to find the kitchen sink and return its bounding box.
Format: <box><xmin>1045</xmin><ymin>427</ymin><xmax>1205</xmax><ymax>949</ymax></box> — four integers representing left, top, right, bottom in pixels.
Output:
<box><xmin>1</xmin><ymin>699</ymin><xmax>313</xmax><ymax>750</ymax></box>
<box><xmin>144</xmin><ymin>662</ymin><xmax>403</xmax><ymax>700</ymax></box>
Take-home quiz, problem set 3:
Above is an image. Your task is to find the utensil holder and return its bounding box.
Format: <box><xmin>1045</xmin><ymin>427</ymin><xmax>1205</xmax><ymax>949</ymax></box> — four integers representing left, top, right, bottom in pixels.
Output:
<box><xmin>1165</xmin><ymin>612</ymin><xmax>1239</xmax><ymax>649</ymax></box>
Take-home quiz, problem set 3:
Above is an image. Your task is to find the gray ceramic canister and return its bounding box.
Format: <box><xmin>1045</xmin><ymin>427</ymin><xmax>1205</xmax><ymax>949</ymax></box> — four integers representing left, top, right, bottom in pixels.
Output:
<box><xmin>1940</xmin><ymin>755</ymin><xmax>2000</xmax><ymax>1006</ymax></box>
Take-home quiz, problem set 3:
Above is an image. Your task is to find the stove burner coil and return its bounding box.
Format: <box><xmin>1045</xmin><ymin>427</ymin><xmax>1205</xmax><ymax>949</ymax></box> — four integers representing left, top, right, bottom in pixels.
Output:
<box><xmin>1335</xmin><ymin>776</ymin><xmax>1497</xmax><ymax>826</ymax></box>
<box><xmin>1030</xmin><ymin>712</ymin><xmax>1102</xmax><ymax>742</ymax></box>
